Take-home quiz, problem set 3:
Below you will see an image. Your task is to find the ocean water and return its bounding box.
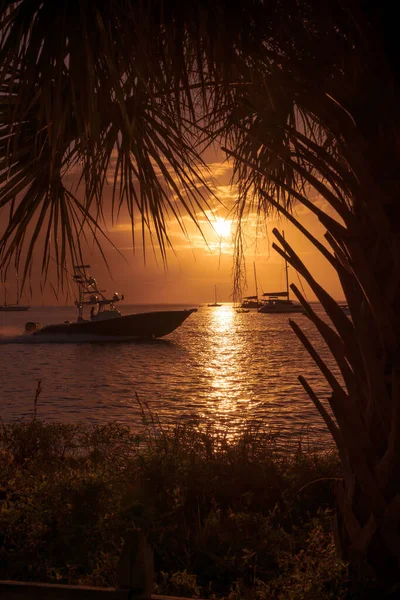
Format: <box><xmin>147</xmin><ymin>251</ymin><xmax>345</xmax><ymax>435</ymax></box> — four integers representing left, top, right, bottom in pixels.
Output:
<box><xmin>0</xmin><ymin>303</ymin><xmax>339</xmax><ymax>444</ymax></box>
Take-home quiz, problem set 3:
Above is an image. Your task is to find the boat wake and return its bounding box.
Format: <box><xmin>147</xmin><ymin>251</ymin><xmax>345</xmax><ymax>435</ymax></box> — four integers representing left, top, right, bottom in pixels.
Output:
<box><xmin>0</xmin><ymin>330</ymin><xmax>172</xmax><ymax>345</ymax></box>
<box><xmin>0</xmin><ymin>326</ymin><xmax>24</xmax><ymax>341</ymax></box>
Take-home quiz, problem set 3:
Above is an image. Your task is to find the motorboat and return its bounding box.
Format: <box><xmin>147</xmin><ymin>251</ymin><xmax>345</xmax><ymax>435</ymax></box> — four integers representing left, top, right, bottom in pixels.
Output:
<box><xmin>24</xmin><ymin>265</ymin><xmax>197</xmax><ymax>339</ymax></box>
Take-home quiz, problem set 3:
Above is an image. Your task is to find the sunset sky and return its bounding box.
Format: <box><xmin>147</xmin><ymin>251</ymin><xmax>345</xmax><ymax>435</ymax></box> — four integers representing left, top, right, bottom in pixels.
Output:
<box><xmin>2</xmin><ymin>147</ymin><xmax>344</xmax><ymax>307</ymax></box>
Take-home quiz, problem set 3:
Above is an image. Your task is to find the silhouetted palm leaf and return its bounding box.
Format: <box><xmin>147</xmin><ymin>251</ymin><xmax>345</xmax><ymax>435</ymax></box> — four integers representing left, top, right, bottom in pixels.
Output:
<box><xmin>2</xmin><ymin>0</ymin><xmax>400</xmax><ymax>587</ymax></box>
<box><xmin>0</xmin><ymin>0</ymin><xmax>252</xmax><ymax>281</ymax></box>
<box><xmin>0</xmin><ymin>0</ymin><xmax>358</xmax><ymax>282</ymax></box>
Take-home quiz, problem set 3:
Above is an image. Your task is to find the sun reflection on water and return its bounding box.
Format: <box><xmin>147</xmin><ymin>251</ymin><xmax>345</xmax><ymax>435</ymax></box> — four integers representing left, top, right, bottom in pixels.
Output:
<box><xmin>199</xmin><ymin>305</ymin><xmax>261</xmax><ymax>436</ymax></box>
<box><xmin>209</xmin><ymin>303</ymin><xmax>234</xmax><ymax>332</ymax></box>
<box><xmin>1</xmin><ymin>303</ymin><xmax>338</xmax><ymax>446</ymax></box>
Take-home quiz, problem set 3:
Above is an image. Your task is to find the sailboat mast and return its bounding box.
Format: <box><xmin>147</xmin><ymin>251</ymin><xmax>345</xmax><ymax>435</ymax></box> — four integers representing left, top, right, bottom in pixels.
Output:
<box><xmin>253</xmin><ymin>262</ymin><xmax>259</xmax><ymax>301</ymax></box>
<box><xmin>214</xmin><ymin>284</ymin><xmax>217</xmax><ymax>304</ymax></box>
<box><xmin>16</xmin><ymin>272</ymin><xmax>19</xmax><ymax>306</ymax></box>
<box><xmin>283</xmin><ymin>231</ymin><xmax>290</xmax><ymax>300</ymax></box>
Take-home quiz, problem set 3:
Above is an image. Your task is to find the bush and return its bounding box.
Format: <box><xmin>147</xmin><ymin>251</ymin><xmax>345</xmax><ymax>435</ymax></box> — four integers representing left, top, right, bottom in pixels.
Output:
<box><xmin>0</xmin><ymin>415</ymin><xmax>353</xmax><ymax>597</ymax></box>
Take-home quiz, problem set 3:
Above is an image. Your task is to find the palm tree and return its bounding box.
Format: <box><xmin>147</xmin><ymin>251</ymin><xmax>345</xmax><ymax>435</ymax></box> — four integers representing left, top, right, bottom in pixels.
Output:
<box><xmin>225</xmin><ymin>7</ymin><xmax>400</xmax><ymax>587</ymax></box>
<box><xmin>1</xmin><ymin>0</ymin><xmax>400</xmax><ymax>587</ymax></box>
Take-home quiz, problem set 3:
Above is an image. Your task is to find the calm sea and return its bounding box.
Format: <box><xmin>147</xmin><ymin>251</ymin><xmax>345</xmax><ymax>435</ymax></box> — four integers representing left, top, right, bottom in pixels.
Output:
<box><xmin>0</xmin><ymin>303</ymin><xmax>338</xmax><ymax>444</ymax></box>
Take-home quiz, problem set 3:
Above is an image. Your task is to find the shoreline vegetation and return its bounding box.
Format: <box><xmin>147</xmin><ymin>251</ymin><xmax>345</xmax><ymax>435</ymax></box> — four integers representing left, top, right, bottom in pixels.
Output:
<box><xmin>0</xmin><ymin>407</ymin><xmax>382</xmax><ymax>599</ymax></box>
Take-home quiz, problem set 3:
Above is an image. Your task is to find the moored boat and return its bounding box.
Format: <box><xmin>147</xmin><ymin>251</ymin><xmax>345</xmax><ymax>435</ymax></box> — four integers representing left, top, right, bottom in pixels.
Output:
<box><xmin>0</xmin><ymin>274</ymin><xmax>30</xmax><ymax>311</ymax></box>
<box><xmin>208</xmin><ymin>285</ymin><xmax>222</xmax><ymax>307</ymax></box>
<box><xmin>258</xmin><ymin>231</ymin><xmax>303</xmax><ymax>314</ymax></box>
<box><xmin>24</xmin><ymin>265</ymin><xmax>196</xmax><ymax>339</ymax></box>
<box><xmin>258</xmin><ymin>293</ymin><xmax>304</xmax><ymax>314</ymax></box>
<box><xmin>240</xmin><ymin>296</ymin><xmax>262</xmax><ymax>309</ymax></box>
<box><xmin>240</xmin><ymin>263</ymin><xmax>262</xmax><ymax>309</ymax></box>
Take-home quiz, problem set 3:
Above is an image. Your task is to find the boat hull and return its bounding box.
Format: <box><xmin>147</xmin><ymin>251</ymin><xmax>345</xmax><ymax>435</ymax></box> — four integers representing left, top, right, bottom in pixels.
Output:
<box><xmin>258</xmin><ymin>305</ymin><xmax>304</xmax><ymax>314</ymax></box>
<box><xmin>240</xmin><ymin>300</ymin><xmax>262</xmax><ymax>309</ymax></box>
<box><xmin>29</xmin><ymin>309</ymin><xmax>197</xmax><ymax>339</ymax></box>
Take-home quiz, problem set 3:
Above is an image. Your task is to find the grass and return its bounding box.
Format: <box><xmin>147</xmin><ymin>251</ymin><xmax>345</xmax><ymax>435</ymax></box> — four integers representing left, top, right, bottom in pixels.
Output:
<box><xmin>0</xmin><ymin>407</ymin><xmax>382</xmax><ymax>599</ymax></box>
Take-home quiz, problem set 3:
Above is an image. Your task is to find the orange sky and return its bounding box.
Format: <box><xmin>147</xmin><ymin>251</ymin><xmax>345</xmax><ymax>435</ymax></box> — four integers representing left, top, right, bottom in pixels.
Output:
<box><xmin>1</xmin><ymin>148</ymin><xmax>345</xmax><ymax>306</ymax></box>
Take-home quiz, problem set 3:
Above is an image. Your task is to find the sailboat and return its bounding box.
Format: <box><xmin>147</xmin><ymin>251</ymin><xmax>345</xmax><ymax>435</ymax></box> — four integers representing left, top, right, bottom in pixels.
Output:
<box><xmin>258</xmin><ymin>232</ymin><xmax>303</xmax><ymax>314</ymax></box>
<box><xmin>240</xmin><ymin>262</ymin><xmax>263</xmax><ymax>309</ymax></box>
<box><xmin>208</xmin><ymin>285</ymin><xmax>222</xmax><ymax>307</ymax></box>
<box><xmin>0</xmin><ymin>274</ymin><xmax>30</xmax><ymax>312</ymax></box>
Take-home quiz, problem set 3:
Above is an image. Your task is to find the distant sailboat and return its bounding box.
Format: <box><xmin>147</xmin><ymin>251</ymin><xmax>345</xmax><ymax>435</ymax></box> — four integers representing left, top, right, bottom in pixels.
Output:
<box><xmin>240</xmin><ymin>262</ymin><xmax>263</xmax><ymax>309</ymax></box>
<box><xmin>208</xmin><ymin>285</ymin><xmax>222</xmax><ymax>307</ymax></box>
<box><xmin>258</xmin><ymin>231</ymin><xmax>303</xmax><ymax>314</ymax></box>
<box><xmin>0</xmin><ymin>274</ymin><xmax>30</xmax><ymax>312</ymax></box>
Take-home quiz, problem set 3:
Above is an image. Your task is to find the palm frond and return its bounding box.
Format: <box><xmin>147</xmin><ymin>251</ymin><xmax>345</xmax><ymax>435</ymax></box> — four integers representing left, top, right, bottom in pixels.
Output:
<box><xmin>0</xmin><ymin>0</ymin><xmax>258</xmax><ymax>281</ymax></box>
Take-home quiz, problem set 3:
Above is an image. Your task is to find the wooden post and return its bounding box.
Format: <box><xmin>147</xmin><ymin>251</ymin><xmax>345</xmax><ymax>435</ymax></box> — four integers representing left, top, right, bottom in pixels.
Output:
<box><xmin>116</xmin><ymin>529</ymin><xmax>154</xmax><ymax>597</ymax></box>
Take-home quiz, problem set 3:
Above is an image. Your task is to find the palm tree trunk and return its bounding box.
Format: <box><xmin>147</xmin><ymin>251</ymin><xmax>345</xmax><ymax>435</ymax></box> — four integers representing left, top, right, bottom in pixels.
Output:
<box><xmin>269</xmin><ymin>198</ymin><xmax>400</xmax><ymax>588</ymax></box>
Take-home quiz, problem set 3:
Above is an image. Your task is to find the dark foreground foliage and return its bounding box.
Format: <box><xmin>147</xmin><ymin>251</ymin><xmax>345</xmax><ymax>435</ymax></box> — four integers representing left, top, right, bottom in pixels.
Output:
<box><xmin>0</xmin><ymin>416</ymin><xmax>384</xmax><ymax>598</ymax></box>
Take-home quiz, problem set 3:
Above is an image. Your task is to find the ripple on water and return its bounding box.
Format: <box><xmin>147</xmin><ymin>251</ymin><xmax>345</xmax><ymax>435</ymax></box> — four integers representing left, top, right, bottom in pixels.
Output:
<box><xmin>1</xmin><ymin>303</ymin><xmax>338</xmax><ymax>444</ymax></box>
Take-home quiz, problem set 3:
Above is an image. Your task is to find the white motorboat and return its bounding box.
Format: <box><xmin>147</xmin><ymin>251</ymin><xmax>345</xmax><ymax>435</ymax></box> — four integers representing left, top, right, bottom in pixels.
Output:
<box><xmin>25</xmin><ymin>265</ymin><xmax>196</xmax><ymax>338</ymax></box>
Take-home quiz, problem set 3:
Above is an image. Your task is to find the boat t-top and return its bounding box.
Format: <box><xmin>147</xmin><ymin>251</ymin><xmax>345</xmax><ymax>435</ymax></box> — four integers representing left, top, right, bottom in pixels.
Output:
<box><xmin>25</xmin><ymin>265</ymin><xmax>197</xmax><ymax>338</ymax></box>
<box><xmin>73</xmin><ymin>266</ymin><xmax>125</xmax><ymax>323</ymax></box>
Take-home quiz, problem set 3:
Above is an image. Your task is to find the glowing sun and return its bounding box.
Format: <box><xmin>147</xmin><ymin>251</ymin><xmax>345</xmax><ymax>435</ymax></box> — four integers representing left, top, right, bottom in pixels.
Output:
<box><xmin>213</xmin><ymin>217</ymin><xmax>232</xmax><ymax>239</ymax></box>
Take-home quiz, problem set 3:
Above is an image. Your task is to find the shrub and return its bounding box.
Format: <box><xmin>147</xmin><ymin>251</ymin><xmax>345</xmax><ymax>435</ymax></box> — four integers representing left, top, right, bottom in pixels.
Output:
<box><xmin>0</xmin><ymin>415</ymin><xmax>357</xmax><ymax>597</ymax></box>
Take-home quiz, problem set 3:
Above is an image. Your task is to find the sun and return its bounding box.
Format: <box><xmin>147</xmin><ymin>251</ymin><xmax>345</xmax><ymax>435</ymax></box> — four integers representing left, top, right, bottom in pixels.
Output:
<box><xmin>213</xmin><ymin>217</ymin><xmax>232</xmax><ymax>239</ymax></box>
